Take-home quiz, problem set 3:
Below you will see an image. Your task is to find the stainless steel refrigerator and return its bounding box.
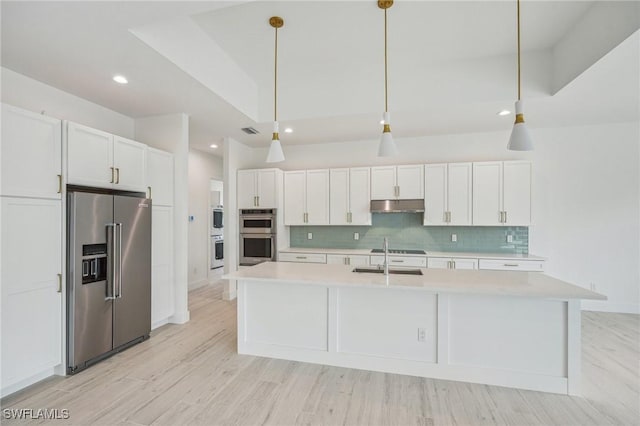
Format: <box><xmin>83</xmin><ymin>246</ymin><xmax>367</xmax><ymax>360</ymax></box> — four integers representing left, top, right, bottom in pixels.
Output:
<box><xmin>67</xmin><ymin>189</ymin><xmax>151</xmax><ymax>373</ymax></box>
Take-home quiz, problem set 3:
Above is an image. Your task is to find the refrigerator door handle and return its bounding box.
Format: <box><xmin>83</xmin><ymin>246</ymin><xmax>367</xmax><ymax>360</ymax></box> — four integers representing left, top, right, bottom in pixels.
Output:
<box><xmin>106</xmin><ymin>223</ymin><xmax>117</xmax><ymax>300</ymax></box>
<box><xmin>117</xmin><ymin>223</ymin><xmax>123</xmax><ymax>298</ymax></box>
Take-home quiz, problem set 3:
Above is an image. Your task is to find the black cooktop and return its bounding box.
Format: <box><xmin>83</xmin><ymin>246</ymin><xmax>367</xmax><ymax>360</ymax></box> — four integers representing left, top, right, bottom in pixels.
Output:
<box><xmin>371</xmin><ymin>249</ymin><xmax>426</xmax><ymax>255</ymax></box>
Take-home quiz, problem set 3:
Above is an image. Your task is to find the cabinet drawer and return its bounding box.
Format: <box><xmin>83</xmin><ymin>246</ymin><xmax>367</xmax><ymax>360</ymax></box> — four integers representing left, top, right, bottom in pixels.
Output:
<box><xmin>278</xmin><ymin>252</ymin><xmax>327</xmax><ymax>264</ymax></box>
<box><xmin>478</xmin><ymin>259</ymin><xmax>544</xmax><ymax>272</ymax></box>
<box><xmin>370</xmin><ymin>255</ymin><xmax>427</xmax><ymax>268</ymax></box>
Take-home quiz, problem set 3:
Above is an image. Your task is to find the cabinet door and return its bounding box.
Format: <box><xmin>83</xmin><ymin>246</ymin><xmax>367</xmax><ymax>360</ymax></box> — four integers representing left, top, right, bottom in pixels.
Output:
<box><xmin>370</xmin><ymin>166</ymin><xmax>396</xmax><ymax>199</ymax></box>
<box><xmin>146</xmin><ymin>148</ymin><xmax>174</xmax><ymax>207</ymax></box>
<box><xmin>503</xmin><ymin>161</ymin><xmax>531</xmax><ymax>226</ymax></box>
<box><xmin>396</xmin><ymin>165</ymin><xmax>424</xmax><ymax>199</ymax></box>
<box><xmin>284</xmin><ymin>171</ymin><xmax>306</xmax><ymax>225</ymax></box>
<box><xmin>349</xmin><ymin>255</ymin><xmax>370</xmax><ymax>267</ymax></box>
<box><xmin>427</xmin><ymin>257</ymin><xmax>451</xmax><ymax>269</ymax></box>
<box><xmin>326</xmin><ymin>254</ymin><xmax>348</xmax><ymax>265</ymax></box>
<box><xmin>472</xmin><ymin>162</ymin><xmax>503</xmax><ymax>225</ymax></box>
<box><xmin>452</xmin><ymin>258</ymin><xmax>478</xmax><ymax>270</ymax></box>
<box><xmin>306</xmin><ymin>170</ymin><xmax>330</xmax><ymax>225</ymax></box>
<box><xmin>424</xmin><ymin>164</ymin><xmax>447</xmax><ymax>226</ymax></box>
<box><xmin>113</xmin><ymin>136</ymin><xmax>147</xmax><ymax>192</ymax></box>
<box><xmin>330</xmin><ymin>168</ymin><xmax>350</xmax><ymax>225</ymax></box>
<box><xmin>67</xmin><ymin>122</ymin><xmax>113</xmax><ymax>189</ymax></box>
<box><xmin>237</xmin><ymin>170</ymin><xmax>257</xmax><ymax>209</ymax></box>
<box><xmin>256</xmin><ymin>169</ymin><xmax>278</xmax><ymax>208</ymax></box>
<box><xmin>1</xmin><ymin>104</ymin><xmax>62</xmax><ymax>199</ymax></box>
<box><xmin>448</xmin><ymin>162</ymin><xmax>473</xmax><ymax>225</ymax></box>
<box><xmin>1</xmin><ymin>198</ymin><xmax>62</xmax><ymax>390</ymax></box>
<box><xmin>151</xmin><ymin>206</ymin><xmax>174</xmax><ymax>326</ymax></box>
<box><xmin>349</xmin><ymin>167</ymin><xmax>371</xmax><ymax>225</ymax></box>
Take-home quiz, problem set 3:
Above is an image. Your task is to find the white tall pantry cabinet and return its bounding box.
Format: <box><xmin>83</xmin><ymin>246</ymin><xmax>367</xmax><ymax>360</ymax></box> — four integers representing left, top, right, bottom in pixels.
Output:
<box><xmin>146</xmin><ymin>148</ymin><xmax>175</xmax><ymax>328</ymax></box>
<box><xmin>1</xmin><ymin>104</ymin><xmax>63</xmax><ymax>396</ymax></box>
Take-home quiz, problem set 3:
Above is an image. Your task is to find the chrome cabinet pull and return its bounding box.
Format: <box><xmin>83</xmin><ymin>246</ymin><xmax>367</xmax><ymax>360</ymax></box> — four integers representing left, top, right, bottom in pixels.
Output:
<box><xmin>504</xmin><ymin>211</ymin><xmax>508</xmax><ymax>223</ymax></box>
<box><xmin>57</xmin><ymin>174</ymin><xmax>62</xmax><ymax>193</ymax></box>
<box><xmin>110</xmin><ymin>167</ymin><xmax>115</xmax><ymax>183</ymax></box>
<box><xmin>391</xmin><ymin>259</ymin><xmax>404</xmax><ymax>263</ymax></box>
<box><xmin>57</xmin><ymin>273</ymin><xmax>62</xmax><ymax>293</ymax></box>
<box><xmin>115</xmin><ymin>168</ymin><xmax>120</xmax><ymax>184</ymax></box>
<box><xmin>296</xmin><ymin>256</ymin><xmax>307</xmax><ymax>260</ymax></box>
<box><xmin>452</xmin><ymin>261</ymin><xmax>456</xmax><ymax>269</ymax></box>
<box><xmin>503</xmin><ymin>263</ymin><xmax>519</xmax><ymax>267</ymax></box>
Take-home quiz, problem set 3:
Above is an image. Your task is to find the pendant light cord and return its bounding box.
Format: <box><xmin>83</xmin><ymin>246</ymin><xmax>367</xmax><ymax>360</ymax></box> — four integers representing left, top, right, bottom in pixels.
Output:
<box><xmin>384</xmin><ymin>8</ymin><xmax>389</xmax><ymax>113</ymax></box>
<box><xmin>274</xmin><ymin>26</ymin><xmax>279</xmax><ymax>122</ymax></box>
<box><xmin>517</xmin><ymin>0</ymin><xmax>521</xmax><ymax>101</ymax></box>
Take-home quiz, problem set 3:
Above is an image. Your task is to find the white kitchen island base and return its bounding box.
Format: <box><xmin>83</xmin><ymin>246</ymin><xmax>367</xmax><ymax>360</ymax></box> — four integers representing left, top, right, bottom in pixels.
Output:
<box><xmin>229</xmin><ymin>262</ymin><xmax>604</xmax><ymax>396</ymax></box>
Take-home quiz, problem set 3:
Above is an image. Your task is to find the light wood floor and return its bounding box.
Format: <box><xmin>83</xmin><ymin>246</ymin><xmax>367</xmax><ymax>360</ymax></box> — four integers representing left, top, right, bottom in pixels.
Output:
<box><xmin>2</xmin><ymin>283</ymin><xmax>639</xmax><ymax>426</ymax></box>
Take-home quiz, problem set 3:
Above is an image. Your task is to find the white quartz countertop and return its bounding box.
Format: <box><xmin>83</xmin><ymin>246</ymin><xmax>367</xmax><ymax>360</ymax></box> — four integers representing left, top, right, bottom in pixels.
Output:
<box><xmin>224</xmin><ymin>261</ymin><xmax>605</xmax><ymax>301</ymax></box>
<box><xmin>279</xmin><ymin>247</ymin><xmax>546</xmax><ymax>261</ymax></box>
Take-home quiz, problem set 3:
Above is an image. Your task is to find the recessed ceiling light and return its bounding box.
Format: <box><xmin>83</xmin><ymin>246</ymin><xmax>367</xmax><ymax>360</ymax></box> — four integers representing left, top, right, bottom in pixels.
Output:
<box><xmin>209</xmin><ymin>144</ymin><xmax>218</xmax><ymax>149</ymax></box>
<box><xmin>113</xmin><ymin>75</ymin><xmax>128</xmax><ymax>84</ymax></box>
<box><xmin>497</xmin><ymin>110</ymin><xmax>511</xmax><ymax>116</ymax></box>
<box><xmin>284</xmin><ymin>127</ymin><xmax>293</xmax><ymax>133</ymax></box>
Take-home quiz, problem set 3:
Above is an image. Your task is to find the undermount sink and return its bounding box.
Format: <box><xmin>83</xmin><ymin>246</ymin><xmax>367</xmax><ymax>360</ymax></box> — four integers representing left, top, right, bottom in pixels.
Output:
<box><xmin>352</xmin><ymin>267</ymin><xmax>423</xmax><ymax>276</ymax></box>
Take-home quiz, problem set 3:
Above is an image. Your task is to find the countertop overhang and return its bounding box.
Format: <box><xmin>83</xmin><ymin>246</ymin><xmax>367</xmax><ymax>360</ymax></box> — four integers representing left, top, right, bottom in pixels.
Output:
<box><xmin>224</xmin><ymin>261</ymin><xmax>606</xmax><ymax>301</ymax></box>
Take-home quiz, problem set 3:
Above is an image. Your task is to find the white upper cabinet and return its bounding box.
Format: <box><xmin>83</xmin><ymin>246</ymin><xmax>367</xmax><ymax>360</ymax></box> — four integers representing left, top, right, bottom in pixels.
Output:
<box><xmin>502</xmin><ymin>161</ymin><xmax>532</xmax><ymax>226</ymax></box>
<box><xmin>1</xmin><ymin>104</ymin><xmax>62</xmax><ymax>199</ymax></box>
<box><xmin>237</xmin><ymin>169</ymin><xmax>280</xmax><ymax>209</ymax></box>
<box><xmin>67</xmin><ymin>122</ymin><xmax>147</xmax><ymax>192</ymax></box>
<box><xmin>113</xmin><ymin>136</ymin><xmax>146</xmax><ymax>192</ymax></box>
<box><xmin>67</xmin><ymin>122</ymin><xmax>114</xmax><ymax>189</ymax></box>
<box><xmin>371</xmin><ymin>165</ymin><xmax>424</xmax><ymax>200</ymax></box>
<box><xmin>473</xmin><ymin>161</ymin><xmax>531</xmax><ymax>226</ymax></box>
<box><xmin>330</xmin><ymin>167</ymin><xmax>371</xmax><ymax>226</ymax></box>
<box><xmin>146</xmin><ymin>148</ymin><xmax>174</xmax><ymax>207</ymax></box>
<box><xmin>284</xmin><ymin>170</ymin><xmax>329</xmax><ymax>225</ymax></box>
<box><xmin>424</xmin><ymin>163</ymin><xmax>472</xmax><ymax>226</ymax></box>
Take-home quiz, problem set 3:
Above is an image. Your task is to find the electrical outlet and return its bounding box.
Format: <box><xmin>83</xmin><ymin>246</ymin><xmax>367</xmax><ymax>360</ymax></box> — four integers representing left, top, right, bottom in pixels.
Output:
<box><xmin>354</xmin><ymin>232</ymin><xmax>359</xmax><ymax>240</ymax></box>
<box><xmin>307</xmin><ymin>232</ymin><xmax>313</xmax><ymax>240</ymax></box>
<box><xmin>418</xmin><ymin>328</ymin><xmax>426</xmax><ymax>342</ymax></box>
<box><xmin>451</xmin><ymin>234</ymin><xmax>457</xmax><ymax>242</ymax></box>
<box><xmin>507</xmin><ymin>234</ymin><xmax>513</xmax><ymax>243</ymax></box>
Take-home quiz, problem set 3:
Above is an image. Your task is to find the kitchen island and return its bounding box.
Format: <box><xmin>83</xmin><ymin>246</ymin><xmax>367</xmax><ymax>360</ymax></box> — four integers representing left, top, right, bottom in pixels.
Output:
<box><xmin>224</xmin><ymin>262</ymin><xmax>605</xmax><ymax>395</ymax></box>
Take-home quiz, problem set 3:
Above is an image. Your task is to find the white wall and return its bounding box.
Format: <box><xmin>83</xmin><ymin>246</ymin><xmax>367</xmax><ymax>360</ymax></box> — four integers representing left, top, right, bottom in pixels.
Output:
<box><xmin>1</xmin><ymin>67</ymin><xmax>134</xmax><ymax>137</ymax></box>
<box><xmin>245</xmin><ymin>122</ymin><xmax>640</xmax><ymax>314</ymax></box>
<box><xmin>135</xmin><ymin>113</ymin><xmax>191</xmax><ymax>324</ymax></box>
<box><xmin>188</xmin><ymin>149</ymin><xmax>223</xmax><ymax>289</ymax></box>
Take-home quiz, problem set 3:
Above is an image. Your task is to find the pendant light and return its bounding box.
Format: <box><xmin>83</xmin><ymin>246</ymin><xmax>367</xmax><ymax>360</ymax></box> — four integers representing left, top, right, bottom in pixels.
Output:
<box><xmin>266</xmin><ymin>16</ymin><xmax>285</xmax><ymax>163</ymax></box>
<box><xmin>507</xmin><ymin>0</ymin><xmax>534</xmax><ymax>151</ymax></box>
<box><xmin>378</xmin><ymin>0</ymin><xmax>397</xmax><ymax>157</ymax></box>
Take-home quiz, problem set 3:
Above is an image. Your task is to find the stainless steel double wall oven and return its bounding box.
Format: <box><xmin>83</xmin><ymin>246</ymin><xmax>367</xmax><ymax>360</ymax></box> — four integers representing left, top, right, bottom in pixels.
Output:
<box><xmin>239</xmin><ymin>209</ymin><xmax>277</xmax><ymax>266</ymax></box>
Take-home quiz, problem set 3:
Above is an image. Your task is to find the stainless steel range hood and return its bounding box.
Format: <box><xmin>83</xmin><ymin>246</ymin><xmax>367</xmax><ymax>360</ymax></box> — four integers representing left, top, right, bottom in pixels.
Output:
<box><xmin>370</xmin><ymin>199</ymin><xmax>425</xmax><ymax>213</ymax></box>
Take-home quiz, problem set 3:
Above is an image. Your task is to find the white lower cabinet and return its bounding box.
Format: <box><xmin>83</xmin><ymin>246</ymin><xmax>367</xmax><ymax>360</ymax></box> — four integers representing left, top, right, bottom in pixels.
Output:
<box><xmin>1</xmin><ymin>197</ymin><xmax>62</xmax><ymax>395</ymax></box>
<box><xmin>151</xmin><ymin>206</ymin><xmax>174</xmax><ymax>327</ymax></box>
<box><xmin>478</xmin><ymin>259</ymin><xmax>544</xmax><ymax>272</ymax></box>
<box><xmin>278</xmin><ymin>252</ymin><xmax>327</xmax><ymax>264</ymax></box>
<box><xmin>428</xmin><ymin>257</ymin><xmax>478</xmax><ymax>270</ymax></box>
<box><xmin>370</xmin><ymin>255</ymin><xmax>427</xmax><ymax>268</ymax></box>
<box><xmin>326</xmin><ymin>254</ymin><xmax>369</xmax><ymax>266</ymax></box>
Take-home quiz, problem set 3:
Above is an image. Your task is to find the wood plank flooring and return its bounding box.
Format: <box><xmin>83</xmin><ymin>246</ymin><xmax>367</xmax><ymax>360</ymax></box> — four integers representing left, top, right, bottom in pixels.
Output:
<box><xmin>2</xmin><ymin>282</ymin><xmax>638</xmax><ymax>426</ymax></box>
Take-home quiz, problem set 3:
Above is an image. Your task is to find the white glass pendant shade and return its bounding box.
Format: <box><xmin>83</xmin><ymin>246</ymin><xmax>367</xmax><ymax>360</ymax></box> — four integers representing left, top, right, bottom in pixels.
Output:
<box><xmin>378</xmin><ymin>111</ymin><xmax>398</xmax><ymax>157</ymax></box>
<box><xmin>266</xmin><ymin>121</ymin><xmax>285</xmax><ymax>163</ymax></box>
<box><xmin>507</xmin><ymin>100</ymin><xmax>533</xmax><ymax>151</ymax></box>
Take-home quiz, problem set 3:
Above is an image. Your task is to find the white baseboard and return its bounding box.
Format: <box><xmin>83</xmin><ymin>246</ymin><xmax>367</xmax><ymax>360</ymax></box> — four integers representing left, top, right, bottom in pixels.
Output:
<box><xmin>188</xmin><ymin>279</ymin><xmax>208</xmax><ymax>291</ymax></box>
<box><xmin>169</xmin><ymin>310</ymin><xmax>190</xmax><ymax>324</ymax></box>
<box><xmin>152</xmin><ymin>317</ymin><xmax>170</xmax><ymax>330</ymax></box>
<box><xmin>1</xmin><ymin>368</ymin><xmax>55</xmax><ymax>398</ymax></box>
<box><xmin>581</xmin><ymin>300</ymin><xmax>640</xmax><ymax>314</ymax></box>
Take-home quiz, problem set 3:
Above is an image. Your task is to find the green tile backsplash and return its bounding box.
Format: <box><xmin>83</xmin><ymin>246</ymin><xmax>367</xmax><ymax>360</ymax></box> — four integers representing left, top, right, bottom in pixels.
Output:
<box><xmin>289</xmin><ymin>213</ymin><xmax>528</xmax><ymax>254</ymax></box>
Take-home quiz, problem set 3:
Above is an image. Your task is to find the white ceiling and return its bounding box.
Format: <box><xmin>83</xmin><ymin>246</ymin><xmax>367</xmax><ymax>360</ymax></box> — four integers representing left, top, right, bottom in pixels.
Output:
<box><xmin>1</xmin><ymin>1</ymin><xmax>638</xmax><ymax>156</ymax></box>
